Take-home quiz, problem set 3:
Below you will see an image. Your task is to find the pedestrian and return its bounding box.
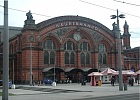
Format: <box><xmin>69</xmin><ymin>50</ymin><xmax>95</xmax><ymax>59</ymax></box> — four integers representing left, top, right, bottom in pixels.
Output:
<box><xmin>38</xmin><ymin>81</ymin><xmax>40</xmax><ymax>86</ymax></box>
<box><xmin>131</xmin><ymin>77</ymin><xmax>134</xmax><ymax>86</ymax></box>
<box><xmin>111</xmin><ymin>77</ymin><xmax>115</xmax><ymax>86</ymax></box>
<box><xmin>135</xmin><ymin>77</ymin><xmax>137</xmax><ymax>83</ymax></box>
<box><xmin>128</xmin><ymin>77</ymin><xmax>131</xmax><ymax>86</ymax></box>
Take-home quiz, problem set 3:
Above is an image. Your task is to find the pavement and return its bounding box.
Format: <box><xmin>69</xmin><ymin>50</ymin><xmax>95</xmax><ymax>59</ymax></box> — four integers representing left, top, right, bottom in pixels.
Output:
<box><xmin>0</xmin><ymin>83</ymin><xmax>139</xmax><ymax>100</ymax></box>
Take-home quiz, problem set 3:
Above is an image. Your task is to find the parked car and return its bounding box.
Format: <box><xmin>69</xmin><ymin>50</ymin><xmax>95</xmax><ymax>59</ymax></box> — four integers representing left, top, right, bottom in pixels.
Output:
<box><xmin>43</xmin><ymin>78</ymin><xmax>53</xmax><ymax>85</ymax></box>
<box><xmin>0</xmin><ymin>80</ymin><xmax>12</xmax><ymax>89</ymax></box>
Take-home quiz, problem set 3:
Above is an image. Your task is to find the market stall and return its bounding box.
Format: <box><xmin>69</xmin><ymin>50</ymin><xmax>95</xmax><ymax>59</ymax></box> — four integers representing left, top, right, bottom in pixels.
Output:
<box><xmin>101</xmin><ymin>68</ymin><xmax>116</xmax><ymax>83</ymax></box>
<box><xmin>88</xmin><ymin>72</ymin><xmax>103</xmax><ymax>86</ymax></box>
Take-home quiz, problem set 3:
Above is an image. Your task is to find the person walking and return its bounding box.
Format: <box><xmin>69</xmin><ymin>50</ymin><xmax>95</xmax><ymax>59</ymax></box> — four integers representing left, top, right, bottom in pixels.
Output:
<box><xmin>131</xmin><ymin>77</ymin><xmax>134</xmax><ymax>86</ymax></box>
<box><xmin>112</xmin><ymin>77</ymin><xmax>115</xmax><ymax>86</ymax></box>
<box><xmin>111</xmin><ymin>77</ymin><xmax>115</xmax><ymax>86</ymax></box>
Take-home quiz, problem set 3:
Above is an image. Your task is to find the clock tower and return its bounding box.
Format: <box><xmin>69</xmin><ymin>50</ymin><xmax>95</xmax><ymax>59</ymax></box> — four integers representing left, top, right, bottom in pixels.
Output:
<box><xmin>122</xmin><ymin>21</ymin><xmax>131</xmax><ymax>49</ymax></box>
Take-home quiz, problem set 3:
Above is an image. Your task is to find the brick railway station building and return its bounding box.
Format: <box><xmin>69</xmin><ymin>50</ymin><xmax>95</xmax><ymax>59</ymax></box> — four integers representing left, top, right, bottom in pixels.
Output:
<box><xmin>0</xmin><ymin>11</ymin><xmax>139</xmax><ymax>84</ymax></box>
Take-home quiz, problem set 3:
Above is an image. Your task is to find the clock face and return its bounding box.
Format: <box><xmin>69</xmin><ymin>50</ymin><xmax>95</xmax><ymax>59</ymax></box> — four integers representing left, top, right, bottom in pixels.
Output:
<box><xmin>29</xmin><ymin>36</ymin><xmax>34</xmax><ymax>42</ymax></box>
<box><xmin>74</xmin><ymin>33</ymin><xmax>81</xmax><ymax>41</ymax></box>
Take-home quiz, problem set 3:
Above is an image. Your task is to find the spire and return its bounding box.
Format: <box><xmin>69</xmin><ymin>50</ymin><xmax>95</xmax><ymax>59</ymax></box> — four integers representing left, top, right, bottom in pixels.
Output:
<box><xmin>122</xmin><ymin>20</ymin><xmax>131</xmax><ymax>49</ymax></box>
<box><xmin>123</xmin><ymin>20</ymin><xmax>129</xmax><ymax>34</ymax></box>
<box><xmin>123</xmin><ymin>20</ymin><xmax>129</xmax><ymax>28</ymax></box>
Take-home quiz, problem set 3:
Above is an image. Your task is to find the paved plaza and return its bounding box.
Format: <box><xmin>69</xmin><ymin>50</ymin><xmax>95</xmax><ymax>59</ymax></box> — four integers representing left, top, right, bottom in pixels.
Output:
<box><xmin>0</xmin><ymin>83</ymin><xmax>139</xmax><ymax>100</ymax></box>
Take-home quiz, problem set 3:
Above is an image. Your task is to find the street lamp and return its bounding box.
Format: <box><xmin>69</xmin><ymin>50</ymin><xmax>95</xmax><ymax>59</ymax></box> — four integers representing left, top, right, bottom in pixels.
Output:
<box><xmin>37</xmin><ymin>36</ymin><xmax>41</xmax><ymax>84</ymax></box>
<box><xmin>111</xmin><ymin>9</ymin><xmax>125</xmax><ymax>91</ymax></box>
<box><xmin>3</xmin><ymin>0</ymin><xmax>9</xmax><ymax>100</ymax></box>
<box><xmin>29</xmin><ymin>35</ymin><xmax>34</xmax><ymax>86</ymax></box>
<box><xmin>30</xmin><ymin>43</ymin><xmax>32</xmax><ymax>86</ymax></box>
<box><xmin>52</xmin><ymin>56</ymin><xmax>56</xmax><ymax>86</ymax></box>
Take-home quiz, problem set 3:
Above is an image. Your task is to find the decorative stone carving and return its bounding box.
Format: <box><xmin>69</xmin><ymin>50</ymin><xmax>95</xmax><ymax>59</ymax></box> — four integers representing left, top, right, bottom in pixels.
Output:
<box><xmin>93</xmin><ymin>32</ymin><xmax>103</xmax><ymax>42</ymax></box>
<box><xmin>48</xmin><ymin>28</ymin><xmax>70</xmax><ymax>40</ymax></box>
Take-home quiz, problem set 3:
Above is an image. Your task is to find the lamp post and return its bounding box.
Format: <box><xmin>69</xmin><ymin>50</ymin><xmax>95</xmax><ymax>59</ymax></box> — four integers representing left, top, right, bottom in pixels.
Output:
<box><xmin>29</xmin><ymin>36</ymin><xmax>34</xmax><ymax>86</ymax></box>
<box><xmin>37</xmin><ymin>38</ymin><xmax>40</xmax><ymax>84</ymax></box>
<box><xmin>111</xmin><ymin>9</ymin><xmax>125</xmax><ymax>91</ymax></box>
<box><xmin>3</xmin><ymin>0</ymin><xmax>9</xmax><ymax>100</ymax></box>
<box><xmin>30</xmin><ymin>43</ymin><xmax>32</xmax><ymax>86</ymax></box>
<box><xmin>52</xmin><ymin>55</ymin><xmax>56</xmax><ymax>86</ymax></box>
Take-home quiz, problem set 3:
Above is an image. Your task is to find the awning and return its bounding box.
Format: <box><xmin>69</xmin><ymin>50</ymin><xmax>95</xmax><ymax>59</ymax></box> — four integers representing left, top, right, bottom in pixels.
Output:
<box><xmin>113</xmin><ymin>70</ymin><xmax>136</xmax><ymax>75</ymax></box>
<box><xmin>42</xmin><ymin>67</ymin><xmax>65</xmax><ymax>72</ymax></box>
<box><xmin>65</xmin><ymin>68</ymin><xmax>84</xmax><ymax>72</ymax></box>
<box><xmin>101</xmin><ymin>68</ymin><xmax>116</xmax><ymax>75</ymax></box>
<box><xmin>82</xmin><ymin>68</ymin><xmax>98</xmax><ymax>73</ymax></box>
<box><xmin>88</xmin><ymin>72</ymin><xmax>103</xmax><ymax>76</ymax></box>
<box><xmin>136</xmin><ymin>70</ymin><xmax>140</xmax><ymax>75</ymax></box>
<box><xmin>82</xmin><ymin>68</ymin><xmax>92</xmax><ymax>72</ymax></box>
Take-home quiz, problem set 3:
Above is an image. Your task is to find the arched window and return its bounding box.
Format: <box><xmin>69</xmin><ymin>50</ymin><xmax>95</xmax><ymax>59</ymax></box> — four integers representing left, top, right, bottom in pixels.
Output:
<box><xmin>64</xmin><ymin>41</ymin><xmax>75</xmax><ymax>50</ymax></box>
<box><xmin>65</xmin><ymin>52</ymin><xmax>69</xmax><ymax>64</ymax></box>
<box><xmin>80</xmin><ymin>42</ymin><xmax>90</xmax><ymax>51</ymax></box>
<box><xmin>80</xmin><ymin>42</ymin><xmax>90</xmax><ymax>65</ymax></box>
<box><xmin>103</xmin><ymin>54</ymin><xmax>107</xmax><ymax>64</ymax></box>
<box><xmin>98</xmin><ymin>44</ymin><xmax>107</xmax><ymax>64</ymax></box>
<box><xmin>70</xmin><ymin>52</ymin><xmax>75</xmax><ymax>64</ymax></box>
<box><xmin>50</xmin><ymin>52</ymin><xmax>55</xmax><ymax>64</ymax></box>
<box><xmin>98</xmin><ymin>54</ymin><xmax>102</xmax><ymax>63</ymax></box>
<box><xmin>86</xmin><ymin>53</ymin><xmax>90</xmax><ymax>64</ymax></box>
<box><xmin>44</xmin><ymin>51</ymin><xmax>49</xmax><ymax>64</ymax></box>
<box><xmin>44</xmin><ymin>39</ymin><xmax>56</xmax><ymax>65</ymax></box>
<box><xmin>44</xmin><ymin>39</ymin><xmax>55</xmax><ymax>50</ymax></box>
<box><xmin>64</xmin><ymin>41</ymin><xmax>75</xmax><ymax>64</ymax></box>
<box><xmin>81</xmin><ymin>53</ymin><xmax>85</xmax><ymax>64</ymax></box>
<box><xmin>99</xmin><ymin>44</ymin><xmax>106</xmax><ymax>52</ymax></box>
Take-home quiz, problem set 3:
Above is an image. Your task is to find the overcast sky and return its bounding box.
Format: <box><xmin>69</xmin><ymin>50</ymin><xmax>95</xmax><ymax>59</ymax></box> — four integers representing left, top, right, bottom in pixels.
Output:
<box><xmin>0</xmin><ymin>0</ymin><xmax>140</xmax><ymax>48</ymax></box>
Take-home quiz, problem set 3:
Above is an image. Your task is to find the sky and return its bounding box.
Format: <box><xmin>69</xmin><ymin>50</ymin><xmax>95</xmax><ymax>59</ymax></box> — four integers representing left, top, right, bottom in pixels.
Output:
<box><xmin>0</xmin><ymin>0</ymin><xmax>140</xmax><ymax>48</ymax></box>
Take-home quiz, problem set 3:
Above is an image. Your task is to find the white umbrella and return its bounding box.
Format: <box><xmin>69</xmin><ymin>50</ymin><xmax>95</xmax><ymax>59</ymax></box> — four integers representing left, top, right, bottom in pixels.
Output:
<box><xmin>136</xmin><ymin>70</ymin><xmax>140</xmax><ymax>75</ymax></box>
<box><xmin>88</xmin><ymin>72</ymin><xmax>103</xmax><ymax>76</ymax></box>
<box><xmin>101</xmin><ymin>68</ymin><xmax>116</xmax><ymax>75</ymax></box>
<box><xmin>113</xmin><ymin>70</ymin><xmax>135</xmax><ymax>75</ymax></box>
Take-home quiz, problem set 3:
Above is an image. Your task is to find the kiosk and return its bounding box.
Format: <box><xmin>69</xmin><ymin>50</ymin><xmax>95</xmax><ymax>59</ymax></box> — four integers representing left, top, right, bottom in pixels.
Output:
<box><xmin>88</xmin><ymin>72</ymin><xmax>103</xmax><ymax>86</ymax></box>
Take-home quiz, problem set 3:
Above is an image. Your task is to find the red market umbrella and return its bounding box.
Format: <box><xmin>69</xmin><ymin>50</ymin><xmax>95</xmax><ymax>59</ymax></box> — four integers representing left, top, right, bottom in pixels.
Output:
<box><xmin>88</xmin><ymin>72</ymin><xmax>103</xmax><ymax>76</ymax></box>
<box><xmin>101</xmin><ymin>68</ymin><xmax>116</xmax><ymax>75</ymax></box>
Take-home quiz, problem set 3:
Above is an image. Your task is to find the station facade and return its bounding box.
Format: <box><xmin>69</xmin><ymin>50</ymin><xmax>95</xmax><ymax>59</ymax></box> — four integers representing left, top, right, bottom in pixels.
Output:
<box><xmin>0</xmin><ymin>12</ymin><xmax>139</xmax><ymax>84</ymax></box>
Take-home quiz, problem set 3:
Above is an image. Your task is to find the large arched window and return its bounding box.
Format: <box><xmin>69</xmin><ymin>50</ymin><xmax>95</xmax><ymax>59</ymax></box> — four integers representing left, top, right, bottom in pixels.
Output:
<box><xmin>44</xmin><ymin>39</ymin><xmax>56</xmax><ymax>64</ymax></box>
<box><xmin>80</xmin><ymin>42</ymin><xmax>90</xmax><ymax>65</ymax></box>
<box><xmin>81</xmin><ymin>53</ymin><xmax>85</xmax><ymax>64</ymax></box>
<box><xmin>70</xmin><ymin>52</ymin><xmax>75</xmax><ymax>64</ymax></box>
<box><xmin>80</xmin><ymin>42</ymin><xmax>90</xmax><ymax>51</ymax></box>
<box><xmin>44</xmin><ymin>39</ymin><xmax>55</xmax><ymax>50</ymax></box>
<box><xmin>64</xmin><ymin>41</ymin><xmax>75</xmax><ymax>50</ymax></box>
<box><xmin>98</xmin><ymin>44</ymin><xmax>107</xmax><ymax>64</ymax></box>
<box><xmin>44</xmin><ymin>51</ymin><xmax>49</xmax><ymax>64</ymax></box>
<box><xmin>86</xmin><ymin>53</ymin><xmax>90</xmax><ymax>64</ymax></box>
<box><xmin>50</xmin><ymin>52</ymin><xmax>55</xmax><ymax>64</ymax></box>
<box><xmin>64</xmin><ymin>41</ymin><xmax>75</xmax><ymax>64</ymax></box>
<box><xmin>98</xmin><ymin>54</ymin><xmax>102</xmax><ymax>63</ymax></box>
<box><xmin>65</xmin><ymin>52</ymin><xmax>69</xmax><ymax>64</ymax></box>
